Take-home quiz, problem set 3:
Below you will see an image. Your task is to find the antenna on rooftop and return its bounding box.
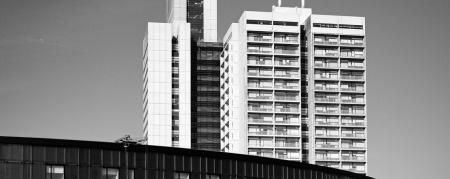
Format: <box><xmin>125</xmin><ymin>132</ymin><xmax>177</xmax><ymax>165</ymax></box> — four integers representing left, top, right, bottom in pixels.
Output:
<box><xmin>301</xmin><ymin>0</ymin><xmax>305</xmax><ymax>8</ymax></box>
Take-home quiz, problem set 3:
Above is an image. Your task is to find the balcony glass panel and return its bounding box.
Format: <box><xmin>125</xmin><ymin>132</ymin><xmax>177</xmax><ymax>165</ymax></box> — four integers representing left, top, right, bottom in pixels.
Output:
<box><xmin>275</xmin><ymin>126</ymin><xmax>300</xmax><ymax>136</ymax></box>
<box><xmin>248</xmin><ymin>114</ymin><xmax>273</xmax><ymax>123</ymax></box>
<box><xmin>341</xmin><ymin>48</ymin><xmax>364</xmax><ymax>58</ymax></box>
<box><xmin>274</xmin><ymin>33</ymin><xmax>299</xmax><ymax>43</ymax></box>
<box><xmin>248</xmin><ymin>137</ymin><xmax>273</xmax><ymax>147</ymax></box>
<box><xmin>248</xmin><ymin>79</ymin><xmax>273</xmax><ymax>89</ymax></box>
<box><xmin>341</xmin><ymin>71</ymin><xmax>364</xmax><ymax>80</ymax></box>
<box><xmin>248</xmin><ymin>102</ymin><xmax>273</xmax><ymax>112</ymax></box>
<box><xmin>275</xmin><ymin>150</ymin><xmax>300</xmax><ymax>160</ymax></box>
<box><xmin>341</xmin><ymin>82</ymin><xmax>365</xmax><ymax>92</ymax></box>
<box><xmin>315</xmin><ymin>127</ymin><xmax>339</xmax><ymax>137</ymax></box>
<box><xmin>315</xmin><ymin>139</ymin><xmax>339</xmax><ymax>149</ymax></box>
<box><xmin>341</xmin><ymin>94</ymin><xmax>365</xmax><ymax>103</ymax></box>
<box><xmin>274</xmin><ymin>80</ymin><xmax>299</xmax><ymax>90</ymax></box>
<box><xmin>341</xmin><ymin>105</ymin><xmax>365</xmax><ymax>115</ymax></box>
<box><xmin>314</xmin><ymin>47</ymin><xmax>339</xmax><ymax>57</ymax></box>
<box><xmin>248</xmin><ymin>55</ymin><xmax>272</xmax><ymax>65</ymax></box>
<box><xmin>342</xmin><ymin>139</ymin><xmax>366</xmax><ymax>149</ymax></box>
<box><xmin>342</xmin><ymin>117</ymin><xmax>365</xmax><ymax>126</ymax></box>
<box><xmin>315</xmin><ymin>116</ymin><xmax>339</xmax><ymax>125</ymax></box>
<box><xmin>342</xmin><ymin>163</ymin><xmax>366</xmax><ymax>172</ymax></box>
<box><xmin>275</xmin><ymin>138</ymin><xmax>299</xmax><ymax>147</ymax></box>
<box><xmin>248</xmin><ymin>90</ymin><xmax>273</xmax><ymax>100</ymax></box>
<box><xmin>249</xmin><ymin>149</ymin><xmax>273</xmax><ymax>157</ymax></box>
<box><xmin>315</xmin><ymin>82</ymin><xmax>339</xmax><ymax>91</ymax></box>
<box><xmin>275</xmin><ymin>92</ymin><xmax>299</xmax><ymax>101</ymax></box>
<box><xmin>340</xmin><ymin>36</ymin><xmax>364</xmax><ymax>46</ymax></box>
<box><xmin>248</xmin><ymin>45</ymin><xmax>272</xmax><ymax>54</ymax></box>
<box><xmin>275</xmin><ymin>69</ymin><xmax>299</xmax><ymax>78</ymax></box>
<box><xmin>342</xmin><ymin>151</ymin><xmax>366</xmax><ymax>161</ymax></box>
<box><xmin>248</xmin><ymin>67</ymin><xmax>273</xmax><ymax>77</ymax></box>
<box><xmin>248</xmin><ymin>32</ymin><xmax>272</xmax><ymax>42</ymax></box>
<box><xmin>274</xmin><ymin>115</ymin><xmax>299</xmax><ymax>124</ymax></box>
<box><xmin>315</xmin><ymin>105</ymin><xmax>339</xmax><ymax>114</ymax></box>
<box><xmin>315</xmin><ymin>151</ymin><xmax>340</xmax><ymax>160</ymax></box>
<box><xmin>341</xmin><ymin>60</ymin><xmax>364</xmax><ymax>69</ymax></box>
<box><xmin>275</xmin><ymin>103</ymin><xmax>299</xmax><ymax>113</ymax></box>
<box><xmin>248</xmin><ymin>126</ymin><xmax>273</xmax><ymax>136</ymax></box>
<box><xmin>315</xmin><ymin>70</ymin><xmax>338</xmax><ymax>80</ymax></box>
<box><xmin>314</xmin><ymin>58</ymin><xmax>338</xmax><ymax>68</ymax></box>
<box><xmin>315</xmin><ymin>93</ymin><xmax>339</xmax><ymax>102</ymax></box>
<box><xmin>342</xmin><ymin>128</ymin><xmax>365</xmax><ymax>138</ymax></box>
<box><xmin>274</xmin><ymin>46</ymin><xmax>299</xmax><ymax>55</ymax></box>
<box><xmin>314</xmin><ymin>35</ymin><xmax>338</xmax><ymax>45</ymax></box>
<box><xmin>274</xmin><ymin>57</ymin><xmax>299</xmax><ymax>66</ymax></box>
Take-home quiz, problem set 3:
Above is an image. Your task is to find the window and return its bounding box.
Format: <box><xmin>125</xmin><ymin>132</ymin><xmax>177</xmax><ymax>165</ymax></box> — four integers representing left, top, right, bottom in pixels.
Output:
<box><xmin>128</xmin><ymin>170</ymin><xmax>135</xmax><ymax>179</ymax></box>
<box><xmin>46</xmin><ymin>165</ymin><xmax>64</xmax><ymax>179</ymax></box>
<box><xmin>102</xmin><ymin>168</ymin><xmax>119</xmax><ymax>179</ymax></box>
<box><xmin>174</xmin><ymin>172</ymin><xmax>190</xmax><ymax>179</ymax></box>
<box><xmin>207</xmin><ymin>174</ymin><xmax>220</xmax><ymax>179</ymax></box>
<box><xmin>313</xmin><ymin>23</ymin><xmax>338</xmax><ymax>28</ymax></box>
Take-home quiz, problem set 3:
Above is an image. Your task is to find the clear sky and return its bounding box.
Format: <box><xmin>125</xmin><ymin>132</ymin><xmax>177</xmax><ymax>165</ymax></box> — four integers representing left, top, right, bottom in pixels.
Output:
<box><xmin>0</xmin><ymin>0</ymin><xmax>449</xmax><ymax>178</ymax></box>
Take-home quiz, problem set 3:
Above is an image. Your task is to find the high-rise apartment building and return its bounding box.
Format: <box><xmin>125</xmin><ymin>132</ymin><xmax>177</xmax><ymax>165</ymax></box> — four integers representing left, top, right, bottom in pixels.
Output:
<box><xmin>220</xmin><ymin>6</ymin><xmax>367</xmax><ymax>174</ymax></box>
<box><xmin>143</xmin><ymin>0</ymin><xmax>221</xmax><ymax>151</ymax></box>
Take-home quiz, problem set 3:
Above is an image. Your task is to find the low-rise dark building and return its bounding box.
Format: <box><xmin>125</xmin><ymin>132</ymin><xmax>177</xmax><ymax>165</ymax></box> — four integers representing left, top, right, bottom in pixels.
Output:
<box><xmin>0</xmin><ymin>136</ymin><xmax>373</xmax><ymax>179</ymax></box>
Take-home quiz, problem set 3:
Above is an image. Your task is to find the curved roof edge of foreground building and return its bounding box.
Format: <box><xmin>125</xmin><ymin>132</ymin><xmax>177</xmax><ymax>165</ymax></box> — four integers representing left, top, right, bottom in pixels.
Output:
<box><xmin>0</xmin><ymin>136</ymin><xmax>374</xmax><ymax>179</ymax></box>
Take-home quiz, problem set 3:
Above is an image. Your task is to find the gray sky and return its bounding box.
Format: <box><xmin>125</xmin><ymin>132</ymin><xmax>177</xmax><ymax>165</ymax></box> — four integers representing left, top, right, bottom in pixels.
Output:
<box><xmin>1</xmin><ymin>0</ymin><xmax>449</xmax><ymax>178</ymax></box>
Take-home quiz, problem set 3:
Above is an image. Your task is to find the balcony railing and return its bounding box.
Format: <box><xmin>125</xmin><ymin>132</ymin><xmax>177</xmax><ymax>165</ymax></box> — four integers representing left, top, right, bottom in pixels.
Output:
<box><xmin>275</xmin><ymin>49</ymin><xmax>299</xmax><ymax>55</ymax></box>
<box><xmin>314</xmin><ymin>52</ymin><xmax>339</xmax><ymax>57</ymax></box>
<box><xmin>248</xmin><ymin>60</ymin><xmax>272</xmax><ymax>65</ymax></box>
<box><xmin>314</xmin><ymin>41</ymin><xmax>338</xmax><ymax>45</ymax></box>
<box><xmin>314</xmin><ymin>63</ymin><xmax>338</xmax><ymax>68</ymax></box>
<box><xmin>342</xmin><ymin>133</ymin><xmax>366</xmax><ymax>138</ymax></box>
<box><xmin>341</xmin><ymin>64</ymin><xmax>364</xmax><ymax>69</ymax></box>
<box><xmin>315</xmin><ymin>86</ymin><xmax>339</xmax><ymax>91</ymax></box>
<box><xmin>341</xmin><ymin>156</ymin><xmax>366</xmax><ymax>161</ymax></box>
<box><xmin>275</xmin><ymin>119</ymin><xmax>299</xmax><ymax>124</ymax></box>
<box><xmin>275</xmin><ymin>96</ymin><xmax>299</xmax><ymax>101</ymax></box>
<box><xmin>341</xmin><ymin>111</ymin><xmax>365</xmax><ymax>115</ymax></box>
<box><xmin>315</xmin><ymin>98</ymin><xmax>339</xmax><ymax>103</ymax></box>
<box><xmin>315</xmin><ymin>133</ymin><xmax>339</xmax><ymax>138</ymax></box>
<box><xmin>315</xmin><ymin>75</ymin><xmax>338</xmax><ymax>80</ymax></box>
<box><xmin>275</xmin><ymin>143</ymin><xmax>299</xmax><ymax>147</ymax></box>
<box><xmin>274</xmin><ymin>38</ymin><xmax>299</xmax><ymax>43</ymax></box>
<box><xmin>316</xmin><ymin>121</ymin><xmax>339</xmax><ymax>126</ymax></box>
<box><xmin>248</xmin><ymin>144</ymin><xmax>273</xmax><ymax>148</ymax></box>
<box><xmin>275</xmin><ymin>61</ymin><xmax>299</xmax><ymax>66</ymax></box>
<box><xmin>248</xmin><ymin>107</ymin><xmax>273</xmax><ymax>112</ymax></box>
<box><xmin>248</xmin><ymin>131</ymin><xmax>273</xmax><ymax>136</ymax></box>
<box><xmin>275</xmin><ymin>85</ymin><xmax>299</xmax><ymax>90</ymax></box>
<box><xmin>341</xmin><ymin>76</ymin><xmax>364</xmax><ymax>80</ymax></box>
<box><xmin>248</xmin><ymin>36</ymin><xmax>272</xmax><ymax>42</ymax></box>
<box><xmin>248</xmin><ymin>72</ymin><xmax>273</xmax><ymax>77</ymax></box>
<box><xmin>248</xmin><ymin>96</ymin><xmax>273</xmax><ymax>100</ymax></box>
<box><xmin>341</xmin><ymin>87</ymin><xmax>365</xmax><ymax>92</ymax></box>
<box><xmin>342</xmin><ymin>145</ymin><xmax>366</xmax><ymax>149</ymax></box>
<box><xmin>248</xmin><ymin>119</ymin><xmax>273</xmax><ymax>124</ymax></box>
<box><xmin>315</xmin><ymin>156</ymin><xmax>340</xmax><ymax>161</ymax></box>
<box><xmin>341</xmin><ymin>53</ymin><xmax>365</xmax><ymax>58</ymax></box>
<box><xmin>248</xmin><ymin>84</ymin><xmax>273</xmax><ymax>89</ymax></box>
<box><xmin>341</xmin><ymin>99</ymin><xmax>365</xmax><ymax>103</ymax></box>
<box><xmin>315</xmin><ymin>110</ymin><xmax>339</xmax><ymax>114</ymax></box>
<box><xmin>248</xmin><ymin>49</ymin><xmax>272</xmax><ymax>54</ymax></box>
<box><xmin>276</xmin><ymin>108</ymin><xmax>299</xmax><ymax>113</ymax></box>
<box><xmin>275</xmin><ymin>154</ymin><xmax>300</xmax><ymax>160</ymax></box>
<box><xmin>315</xmin><ymin>144</ymin><xmax>339</xmax><ymax>149</ymax></box>
<box><xmin>275</xmin><ymin>73</ymin><xmax>300</xmax><ymax>78</ymax></box>
<box><xmin>342</xmin><ymin>122</ymin><xmax>365</xmax><ymax>126</ymax></box>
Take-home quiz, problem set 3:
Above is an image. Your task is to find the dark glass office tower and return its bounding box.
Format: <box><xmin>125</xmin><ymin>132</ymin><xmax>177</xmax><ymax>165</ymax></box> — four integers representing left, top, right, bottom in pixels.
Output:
<box><xmin>191</xmin><ymin>42</ymin><xmax>222</xmax><ymax>151</ymax></box>
<box><xmin>187</xmin><ymin>0</ymin><xmax>204</xmax><ymax>41</ymax></box>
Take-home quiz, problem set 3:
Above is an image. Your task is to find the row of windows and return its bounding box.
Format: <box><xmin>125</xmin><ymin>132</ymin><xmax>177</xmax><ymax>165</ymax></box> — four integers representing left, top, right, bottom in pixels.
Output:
<box><xmin>46</xmin><ymin>166</ymin><xmax>131</xmax><ymax>179</ymax></box>
<box><xmin>247</xmin><ymin>20</ymin><xmax>298</xmax><ymax>26</ymax></box>
<box><xmin>313</xmin><ymin>23</ymin><xmax>363</xmax><ymax>30</ymax></box>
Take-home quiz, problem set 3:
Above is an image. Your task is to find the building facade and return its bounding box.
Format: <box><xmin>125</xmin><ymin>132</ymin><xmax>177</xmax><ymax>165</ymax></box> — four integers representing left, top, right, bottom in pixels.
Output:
<box><xmin>0</xmin><ymin>136</ymin><xmax>374</xmax><ymax>179</ymax></box>
<box><xmin>220</xmin><ymin>6</ymin><xmax>367</xmax><ymax>174</ymax></box>
<box><xmin>143</xmin><ymin>0</ymin><xmax>221</xmax><ymax>151</ymax></box>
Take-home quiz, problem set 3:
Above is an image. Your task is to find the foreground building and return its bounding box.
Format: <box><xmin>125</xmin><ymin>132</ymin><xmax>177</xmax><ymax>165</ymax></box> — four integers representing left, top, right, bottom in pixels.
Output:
<box><xmin>0</xmin><ymin>136</ymin><xmax>373</xmax><ymax>179</ymax></box>
<box><xmin>220</xmin><ymin>6</ymin><xmax>367</xmax><ymax>174</ymax></box>
<box><xmin>142</xmin><ymin>0</ymin><xmax>221</xmax><ymax>151</ymax></box>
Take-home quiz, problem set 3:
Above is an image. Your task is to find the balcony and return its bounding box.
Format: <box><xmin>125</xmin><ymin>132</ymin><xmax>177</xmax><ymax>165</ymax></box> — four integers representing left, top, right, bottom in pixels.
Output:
<box><xmin>315</xmin><ymin>133</ymin><xmax>339</xmax><ymax>138</ymax></box>
<box><xmin>315</xmin><ymin>156</ymin><xmax>340</xmax><ymax>161</ymax></box>
<box><xmin>274</xmin><ymin>49</ymin><xmax>299</xmax><ymax>55</ymax></box>
<box><xmin>315</xmin><ymin>86</ymin><xmax>339</xmax><ymax>92</ymax></box>
<box><xmin>314</xmin><ymin>50</ymin><xmax>339</xmax><ymax>57</ymax></box>
<box><xmin>341</xmin><ymin>98</ymin><xmax>365</xmax><ymax>103</ymax></box>
<box><xmin>275</xmin><ymin>142</ymin><xmax>300</xmax><ymax>148</ymax></box>
<box><xmin>248</xmin><ymin>60</ymin><xmax>272</xmax><ymax>66</ymax></box>
<box><xmin>315</xmin><ymin>109</ymin><xmax>339</xmax><ymax>115</ymax></box>
<box><xmin>275</xmin><ymin>130</ymin><xmax>300</xmax><ymax>136</ymax></box>
<box><xmin>275</xmin><ymin>84</ymin><xmax>299</xmax><ymax>90</ymax></box>
<box><xmin>274</xmin><ymin>37</ymin><xmax>299</xmax><ymax>44</ymax></box>
<box><xmin>341</xmin><ymin>87</ymin><xmax>365</xmax><ymax>93</ymax></box>
<box><xmin>247</xmin><ymin>36</ymin><xmax>272</xmax><ymax>43</ymax></box>
<box><xmin>248</xmin><ymin>71</ymin><xmax>273</xmax><ymax>78</ymax></box>
<box><xmin>340</xmin><ymin>38</ymin><xmax>364</xmax><ymax>47</ymax></box>
<box><xmin>314</xmin><ymin>63</ymin><xmax>338</xmax><ymax>69</ymax></box>
<box><xmin>276</xmin><ymin>108</ymin><xmax>299</xmax><ymax>113</ymax></box>
<box><xmin>248</xmin><ymin>95</ymin><xmax>273</xmax><ymax>101</ymax></box>
<box><xmin>248</xmin><ymin>105</ymin><xmax>273</xmax><ymax>112</ymax></box>
<box><xmin>315</xmin><ymin>121</ymin><xmax>339</xmax><ymax>126</ymax></box>
<box><xmin>315</xmin><ymin>144</ymin><xmax>339</xmax><ymax>149</ymax></box>
<box><xmin>275</xmin><ymin>60</ymin><xmax>299</xmax><ymax>67</ymax></box>
<box><xmin>341</xmin><ymin>75</ymin><xmax>364</xmax><ymax>81</ymax></box>
<box><xmin>315</xmin><ymin>98</ymin><xmax>339</xmax><ymax>103</ymax></box>
<box><xmin>342</xmin><ymin>122</ymin><xmax>365</xmax><ymax>126</ymax></box>
<box><xmin>248</xmin><ymin>119</ymin><xmax>272</xmax><ymax>124</ymax></box>
<box><xmin>341</xmin><ymin>63</ymin><xmax>365</xmax><ymax>69</ymax></box>
<box><xmin>275</xmin><ymin>153</ymin><xmax>300</xmax><ymax>160</ymax></box>
<box><xmin>341</xmin><ymin>155</ymin><xmax>366</xmax><ymax>161</ymax></box>
<box><xmin>342</xmin><ymin>145</ymin><xmax>366</xmax><ymax>150</ymax></box>
<box><xmin>340</xmin><ymin>51</ymin><xmax>365</xmax><ymax>58</ymax></box>
<box><xmin>342</xmin><ymin>133</ymin><xmax>366</xmax><ymax>138</ymax></box>
<box><xmin>248</xmin><ymin>131</ymin><xmax>273</xmax><ymax>136</ymax></box>
<box><xmin>275</xmin><ymin>95</ymin><xmax>299</xmax><ymax>101</ymax></box>
<box><xmin>341</xmin><ymin>110</ymin><xmax>365</xmax><ymax>115</ymax></box>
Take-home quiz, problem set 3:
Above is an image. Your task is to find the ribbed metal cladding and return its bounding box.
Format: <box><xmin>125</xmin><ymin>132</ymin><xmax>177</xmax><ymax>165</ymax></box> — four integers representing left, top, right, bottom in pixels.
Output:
<box><xmin>191</xmin><ymin>42</ymin><xmax>222</xmax><ymax>151</ymax></box>
<box><xmin>0</xmin><ymin>137</ymin><xmax>374</xmax><ymax>179</ymax></box>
